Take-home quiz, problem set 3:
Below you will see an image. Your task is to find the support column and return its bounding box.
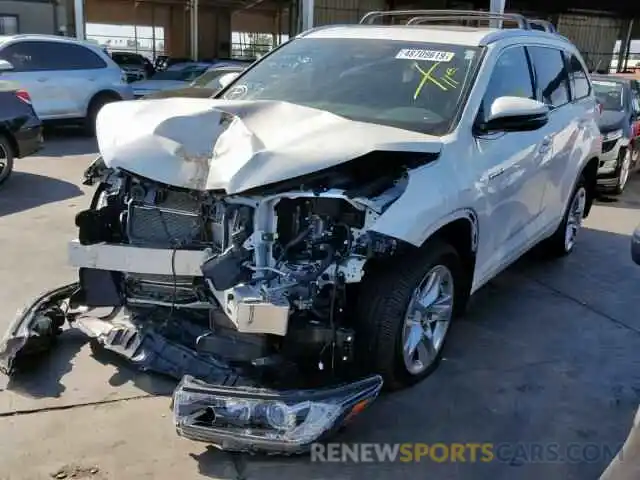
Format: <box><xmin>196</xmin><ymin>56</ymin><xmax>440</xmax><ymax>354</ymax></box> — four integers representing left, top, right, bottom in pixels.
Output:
<box><xmin>622</xmin><ymin>19</ymin><xmax>634</xmax><ymax>72</ymax></box>
<box><xmin>74</xmin><ymin>0</ymin><xmax>84</xmax><ymax>39</ymax></box>
<box><xmin>489</xmin><ymin>0</ymin><xmax>505</xmax><ymax>29</ymax></box>
<box><xmin>300</xmin><ymin>0</ymin><xmax>313</xmax><ymax>31</ymax></box>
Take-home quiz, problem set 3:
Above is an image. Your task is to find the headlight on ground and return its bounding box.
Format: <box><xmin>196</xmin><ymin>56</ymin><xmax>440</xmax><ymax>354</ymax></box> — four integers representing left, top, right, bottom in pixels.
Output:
<box><xmin>602</xmin><ymin>129</ymin><xmax>623</xmax><ymax>142</ymax></box>
<box><xmin>172</xmin><ymin>374</ymin><xmax>383</xmax><ymax>453</ymax></box>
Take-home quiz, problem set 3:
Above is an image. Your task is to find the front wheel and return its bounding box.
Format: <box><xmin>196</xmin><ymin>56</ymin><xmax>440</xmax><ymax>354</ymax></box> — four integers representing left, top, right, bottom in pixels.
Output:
<box><xmin>355</xmin><ymin>240</ymin><xmax>465</xmax><ymax>390</ymax></box>
<box><xmin>614</xmin><ymin>148</ymin><xmax>632</xmax><ymax>195</ymax></box>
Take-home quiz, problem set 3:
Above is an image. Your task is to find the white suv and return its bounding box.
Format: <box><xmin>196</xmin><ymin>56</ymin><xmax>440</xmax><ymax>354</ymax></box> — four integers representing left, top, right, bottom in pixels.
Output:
<box><xmin>0</xmin><ymin>35</ymin><xmax>134</xmax><ymax>134</ymax></box>
<box><xmin>0</xmin><ymin>10</ymin><xmax>602</xmax><ymax>452</ymax></box>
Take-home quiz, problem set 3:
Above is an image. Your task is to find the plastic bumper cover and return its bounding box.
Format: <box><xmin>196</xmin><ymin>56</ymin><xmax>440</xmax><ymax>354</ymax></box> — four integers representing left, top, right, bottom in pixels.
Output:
<box><xmin>0</xmin><ymin>283</ymin><xmax>383</xmax><ymax>455</ymax></box>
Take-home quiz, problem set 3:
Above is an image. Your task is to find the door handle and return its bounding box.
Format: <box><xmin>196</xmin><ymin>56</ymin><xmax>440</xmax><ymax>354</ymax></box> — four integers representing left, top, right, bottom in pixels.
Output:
<box><xmin>488</xmin><ymin>167</ymin><xmax>505</xmax><ymax>180</ymax></box>
<box><xmin>539</xmin><ymin>137</ymin><xmax>552</xmax><ymax>154</ymax></box>
<box><xmin>36</xmin><ymin>78</ymin><xmax>47</xmax><ymax>82</ymax></box>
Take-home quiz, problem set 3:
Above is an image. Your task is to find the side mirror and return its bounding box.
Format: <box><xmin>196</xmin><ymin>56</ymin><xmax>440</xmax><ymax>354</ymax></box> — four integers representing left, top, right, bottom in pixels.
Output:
<box><xmin>0</xmin><ymin>59</ymin><xmax>14</xmax><ymax>72</ymax></box>
<box><xmin>479</xmin><ymin>96</ymin><xmax>549</xmax><ymax>133</ymax></box>
<box><xmin>218</xmin><ymin>72</ymin><xmax>240</xmax><ymax>90</ymax></box>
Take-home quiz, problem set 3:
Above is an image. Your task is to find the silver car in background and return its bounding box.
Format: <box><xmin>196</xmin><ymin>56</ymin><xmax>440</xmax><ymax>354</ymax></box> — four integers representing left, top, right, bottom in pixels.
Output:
<box><xmin>0</xmin><ymin>34</ymin><xmax>134</xmax><ymax>134</ymax></box>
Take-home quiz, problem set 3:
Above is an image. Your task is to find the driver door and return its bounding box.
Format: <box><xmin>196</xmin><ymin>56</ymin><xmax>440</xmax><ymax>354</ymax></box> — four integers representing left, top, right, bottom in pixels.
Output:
<box><xmin>473</xmin><ymin>45</ymin><xmax>554</xmax><ymax>280</ymax></box>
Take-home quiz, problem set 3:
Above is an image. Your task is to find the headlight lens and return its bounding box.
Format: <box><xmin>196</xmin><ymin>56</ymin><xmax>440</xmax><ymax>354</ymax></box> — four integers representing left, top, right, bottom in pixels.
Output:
<box><xmin>172</xmin><ymin>374</ymin><xmax>383</xmax><ymax>453</ymax></box>
<box><xmin>602</xmin><ymin>129</ymin><xmax>623</xmax><ymax>142</ymax></box>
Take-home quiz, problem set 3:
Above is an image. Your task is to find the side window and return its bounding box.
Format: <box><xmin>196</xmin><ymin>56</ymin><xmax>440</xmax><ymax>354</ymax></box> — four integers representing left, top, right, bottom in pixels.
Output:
<box><xmin>0</xmin><ymin>41</ymin><xmax>106</xmax><ymax>71</ymax></box>
<box><xmin>0</xmin><ymin>42</ymin><xmax>42</xmax><ymax>71</ymax></box>
<box><xmin>481</xmin><ymin>46</ymin><xmax>535</xmax><ymax>120</ymax></box>
<box><xmin>38</xmin><ymin>43</ymin><xmax>107</xmax><ymax>70</ymax></box>
<box><xmin>527</xmin><ymin>46</ymin><xmax>571</xmax><ymax>108</ymax></box>
<box><xmin>566</xmin><ymin>53</ymin><xmax>591</xmax><ymax>100</ymax></box>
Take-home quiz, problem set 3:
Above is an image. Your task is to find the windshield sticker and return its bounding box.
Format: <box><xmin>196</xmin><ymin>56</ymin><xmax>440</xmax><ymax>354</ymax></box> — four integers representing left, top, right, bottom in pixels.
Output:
<box><xmin>412</xmin><ymin>62</ymin><xmax>461</xmax><ymax>99</ymax></box>
<box><xmin>396</xmin><ymin>49</ymin><xmax>455</xmax><ymax>62</ymax></box>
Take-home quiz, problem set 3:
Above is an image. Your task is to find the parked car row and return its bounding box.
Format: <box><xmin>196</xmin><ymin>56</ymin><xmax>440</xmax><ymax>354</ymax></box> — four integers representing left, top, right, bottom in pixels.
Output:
<box><xmin>592</xmin><ymin>73</ymin><xmax>640</xmax><ymax>194</ymax></box>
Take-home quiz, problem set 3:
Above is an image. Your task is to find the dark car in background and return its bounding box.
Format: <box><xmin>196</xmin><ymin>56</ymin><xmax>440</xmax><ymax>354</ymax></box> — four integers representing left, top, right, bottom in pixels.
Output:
<box><xmin>591</xmin><ymin>74</ymin><xmax>640</xmax><ymax>194</ymax></box>
<box><xmin>0</xmin><ymin>81</ymin><xmax>43</xmax><ymax>185</ymax></box>
<box><xmin>142</xmin><ymin>65</ymin><xmax>245</xmax><ymax>99</ymax></box>
<box><xmin>110</xmin><ymin>51</ymin><xmax>155</xmax><ymax>83</ymax></box>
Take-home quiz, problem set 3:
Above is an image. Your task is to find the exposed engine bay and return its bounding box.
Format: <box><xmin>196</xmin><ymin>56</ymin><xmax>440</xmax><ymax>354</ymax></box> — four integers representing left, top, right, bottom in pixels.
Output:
<box><xmin>70</xmin><ymin>156</ymin><xmax>411</xmax><ymax>373</ymax></box>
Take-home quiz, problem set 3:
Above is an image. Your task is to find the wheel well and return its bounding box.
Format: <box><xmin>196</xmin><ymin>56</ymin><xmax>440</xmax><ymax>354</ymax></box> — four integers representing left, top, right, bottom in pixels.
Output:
<box><xmin>87</xmin><ymin>90</ymin><xmax>121</xmax><ymax>116</ymax></box>
<box><xmin>582</xmin><ymin>157</ymin><xmax>599</xmax><ymax>218</ymax></box>
<box><xmin>431</xmin><ymin>218</ymin><xmax>476</xmax><ymax>312</ymax></box>
<box><xmin>432</xmin><ymin>218</ymin><xmax>477</xmax><ymax>276</ymax></box>
<box><xmin>0</xmin><ymin>128</ymin><xmax>18</xmax><ymax>157</ymax></box>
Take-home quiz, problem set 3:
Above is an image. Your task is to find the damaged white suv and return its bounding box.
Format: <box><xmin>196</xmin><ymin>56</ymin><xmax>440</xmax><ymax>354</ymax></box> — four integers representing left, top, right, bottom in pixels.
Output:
<box><xmin>1</xmin><ymin>11</ymin><xmax>601</xmax><ymax>454</ymax></box>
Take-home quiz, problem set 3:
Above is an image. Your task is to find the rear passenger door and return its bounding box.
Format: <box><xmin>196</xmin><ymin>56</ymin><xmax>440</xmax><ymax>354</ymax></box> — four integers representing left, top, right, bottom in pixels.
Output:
<box><xmin>36</xmin><ymin>42</ymin><xmax>108</xmax><ymax>118</ymax></box>
<box><xmin>526</xmin><ymin>46</ymin><xmax>579</xmax><ymax>228</ymax></box>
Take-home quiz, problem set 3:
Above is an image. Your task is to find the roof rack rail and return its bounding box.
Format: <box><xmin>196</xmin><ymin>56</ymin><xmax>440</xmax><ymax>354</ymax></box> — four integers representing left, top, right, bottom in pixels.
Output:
<box><xmin>407</xmin><ymin>14</ymin><xmax>528</xmax><ymax>28</ymax></box>
<box><xmin>527</xmin><ymin>19</ymin><xmax>557</xmax><ymax>33</ymax></box>
<box><xmin>359</xmin><ymin>9</ymin><xmax>559</xmax><ymax>32</ymax></box>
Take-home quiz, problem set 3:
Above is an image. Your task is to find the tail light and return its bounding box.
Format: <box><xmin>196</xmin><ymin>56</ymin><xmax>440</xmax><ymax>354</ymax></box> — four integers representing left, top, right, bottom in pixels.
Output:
<box><xmin>15</xmin><ymin>89</ymin><xmax>32</xmax><ymax>104</ymax></box>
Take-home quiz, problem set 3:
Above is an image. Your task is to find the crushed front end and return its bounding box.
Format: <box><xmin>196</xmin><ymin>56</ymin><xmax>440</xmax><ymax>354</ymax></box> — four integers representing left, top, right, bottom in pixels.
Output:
<box><xmin>1</xmin><ymin>151</ymin><xmax>422</xmax><ymax>452</ymax></box>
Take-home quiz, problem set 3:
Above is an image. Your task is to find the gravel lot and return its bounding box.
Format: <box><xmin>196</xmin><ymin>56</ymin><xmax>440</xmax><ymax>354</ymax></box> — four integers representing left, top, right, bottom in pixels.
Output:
<box><xmin>0</xmin><ymin>132</ymin><xmax>640</xmax><ymax>480</ymax></box>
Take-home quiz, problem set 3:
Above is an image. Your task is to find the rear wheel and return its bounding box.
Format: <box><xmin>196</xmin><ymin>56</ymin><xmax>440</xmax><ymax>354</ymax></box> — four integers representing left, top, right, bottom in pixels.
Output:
<box><xmin>355</xmin><ymin>240</ymin><xmax>465</xmax><ymax>390</ymax></box>
<box><xmin>84</xmin><ymin>94</ymin><xmax>118</xmax><ymax>136</ymax></box>
<box><xmin>539</xmin><ymin>176</ymin><xmax>587</xmax><ymax>258</ymax></box>
<box><xmin>0</xmin><ymin>135</ymin><xmax>15</xmax><ymax>187</ymax></box>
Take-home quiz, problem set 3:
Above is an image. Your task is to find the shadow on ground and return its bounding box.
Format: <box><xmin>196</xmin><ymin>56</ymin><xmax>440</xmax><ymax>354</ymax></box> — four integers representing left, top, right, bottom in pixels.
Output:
<box><xmin>0</xmin><ymin>171</ymin><xmax>84</xmax><ymax>217</ymax></box>
<box><xmin>4</xmin><ymin>330</ymin><xmax>88</xmax><ymax>399</ymax></box>
<box><xmin>37</xmin><ymin>126</ymin><xmax>98</xmax><ymax>157</ymax></box>
<box><xmin>595</xmin><ymin>172</ymin><xmax>640</xmax><ymax>210</ymax></box>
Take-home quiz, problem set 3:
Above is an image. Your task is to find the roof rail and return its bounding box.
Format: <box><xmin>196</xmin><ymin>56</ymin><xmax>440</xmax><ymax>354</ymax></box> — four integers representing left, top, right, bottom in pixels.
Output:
<box><xmin>527</xmin><ymin>19</ymin><xmax>557</xmax><ymax>33</ymax></box>
<box><xmin>359</xmin><ymin>9</ymin><xmax>558</xmax><ymax>32</ymax></box>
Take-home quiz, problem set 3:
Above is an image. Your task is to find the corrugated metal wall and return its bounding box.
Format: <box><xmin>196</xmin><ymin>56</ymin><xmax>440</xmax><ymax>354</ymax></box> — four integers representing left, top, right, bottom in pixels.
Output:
<box><xmin>314</xmin><ymin>0</ymin><xmax>386</xmax><ymax>26</ymax></box>
<box><xmin>555</xmin><ymin>13</ymin><xmax>622</xmax><ymax>71</ymax></box>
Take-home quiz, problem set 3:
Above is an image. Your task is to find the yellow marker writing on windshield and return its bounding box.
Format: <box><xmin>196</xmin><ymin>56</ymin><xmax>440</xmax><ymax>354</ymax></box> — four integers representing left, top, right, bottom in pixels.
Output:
<box><xmin>413</xmin><ymin>62</ymin><xmax>448</xmax><ymax>99</ymax></box>
<box><xmin>441</xmin><ymin>68</ymin><xmax>460</xmax><ymax>89</ymax></box>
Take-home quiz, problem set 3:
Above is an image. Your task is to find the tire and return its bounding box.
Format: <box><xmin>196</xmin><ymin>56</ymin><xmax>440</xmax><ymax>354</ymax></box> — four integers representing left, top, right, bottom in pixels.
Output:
<box><xmin>0</xmin><ymin>134</ymin><xmax>15</xmax><ymax>187</ymax></box>
<box><xmin>539</xmin><ymin>175</ymin><xmax>587</xmax><ymax>258</ymax></box>
<box><xmin>631</xmin><ymin>141</ymin><xmax>640</xmax><ymax>168</ymax></box>
<box><xmin>84</xmin><ymin>94</ymin><xmax>117</xmax><ymax>136</ymax></box>
<box><xmin>354</xmin><ymin>239</ymin><xmax>465</xmax><ymax>390</ymax></box>
<box><xmin>614</xmin><ymin>148</ymin><xmax>632</xmax><ymax>195</ymax></box>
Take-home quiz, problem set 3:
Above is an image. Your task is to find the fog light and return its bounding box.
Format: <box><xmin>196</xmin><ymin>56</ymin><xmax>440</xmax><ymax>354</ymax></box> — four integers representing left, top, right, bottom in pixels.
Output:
<box><xmin>172</xmin><ymin>374</ymin><xmax>383</xmax><ymax>454</ymax></box>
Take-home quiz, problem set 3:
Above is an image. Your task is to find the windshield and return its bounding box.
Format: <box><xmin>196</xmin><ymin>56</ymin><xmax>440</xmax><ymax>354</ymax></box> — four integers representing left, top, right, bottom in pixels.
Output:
<box><xmin>593</xmin><ymin>80</ymin><xmax>624</xmax><ymax>111</ymax></box>
<box><xmin>192</xmin><ymin>68</ymin><xmax>241</xmax><ymax>88</ymax></box>
<box><xmin>150</xmin><ymin>65</ymin><xmax>209</xmax><ymax>81</ymax></box>
<box><xmin>220</xmin><ymin>38</ymin><xmax>481</xmax><ymax>135</ymax></box>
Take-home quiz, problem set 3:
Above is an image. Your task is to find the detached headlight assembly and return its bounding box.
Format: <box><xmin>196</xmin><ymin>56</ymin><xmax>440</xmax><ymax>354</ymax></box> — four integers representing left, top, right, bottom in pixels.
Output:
<box><xmin>172</xmin><ymin>374</ymin><xmax>383</xmax><ymax>454</ymax></box>
<box><xmin>602</xmin><ymin>129</ymin><xmax>623</xmax><ymax>142</ymax></box>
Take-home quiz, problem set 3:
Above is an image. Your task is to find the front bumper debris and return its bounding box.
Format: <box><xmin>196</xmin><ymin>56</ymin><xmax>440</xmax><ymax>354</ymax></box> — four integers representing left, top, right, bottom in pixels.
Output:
<box><xmin>0</xmin><ymin>284</ymin><xmax>383</xmax><ymax>455</ymax></box>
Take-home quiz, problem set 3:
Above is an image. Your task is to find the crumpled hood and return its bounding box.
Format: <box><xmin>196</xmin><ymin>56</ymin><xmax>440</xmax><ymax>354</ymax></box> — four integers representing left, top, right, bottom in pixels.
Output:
<box><xmin>598</xmin><ymin>110</ymin><xmax>627</xmax><ymax>133</ymax></box>
<box><xmin>95</xmin><ymin>98</ymin><xmax>443</xmax><ymax>194</ymax></box>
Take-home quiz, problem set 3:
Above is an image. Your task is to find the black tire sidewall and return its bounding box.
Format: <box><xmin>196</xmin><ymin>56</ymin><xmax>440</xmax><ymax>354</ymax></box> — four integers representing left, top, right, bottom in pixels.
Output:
<box><xmin>0</xmin><ymin>135</ymin><xmax>14</xmax><ymax>186</ymax></box>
